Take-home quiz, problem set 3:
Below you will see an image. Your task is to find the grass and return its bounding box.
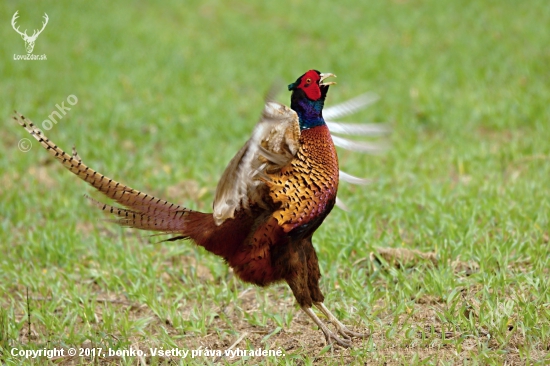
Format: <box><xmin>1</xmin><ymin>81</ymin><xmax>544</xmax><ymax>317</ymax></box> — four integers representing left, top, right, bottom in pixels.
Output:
<box><xmin>1</xmin><ymin>0</ymin><xmax>549</xmax><ymax>364</ymax></box>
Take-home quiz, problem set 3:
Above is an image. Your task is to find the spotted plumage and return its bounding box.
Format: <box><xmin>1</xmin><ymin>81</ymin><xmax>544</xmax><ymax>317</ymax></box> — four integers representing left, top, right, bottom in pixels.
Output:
<box><xmin>268</xmin><ymin>125</ymin><xmax>339</xmax><ymax>233</ymax></box>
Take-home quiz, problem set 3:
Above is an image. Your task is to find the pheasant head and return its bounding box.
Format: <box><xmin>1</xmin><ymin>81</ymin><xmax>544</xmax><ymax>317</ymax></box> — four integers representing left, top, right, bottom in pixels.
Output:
<box><xmin>288</xmin><ymin>70</ymin><xmax>336</xmax><ymax>130</ymax></box>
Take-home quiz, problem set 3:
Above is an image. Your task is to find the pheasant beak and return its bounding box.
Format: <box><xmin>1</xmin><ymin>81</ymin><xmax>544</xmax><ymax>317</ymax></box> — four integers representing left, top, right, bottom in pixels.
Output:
<box><xmin>320</xmin><ymin>73</ymin><xmax>337</xmax><ymax>86</ymax></box>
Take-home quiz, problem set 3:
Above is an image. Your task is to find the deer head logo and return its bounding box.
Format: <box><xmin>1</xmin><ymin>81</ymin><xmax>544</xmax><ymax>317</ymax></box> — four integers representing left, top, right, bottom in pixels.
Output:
<box><xmin>11</xmin><ymin>11</ymin><xmax>49</xmax><ymax>54</ymax></box>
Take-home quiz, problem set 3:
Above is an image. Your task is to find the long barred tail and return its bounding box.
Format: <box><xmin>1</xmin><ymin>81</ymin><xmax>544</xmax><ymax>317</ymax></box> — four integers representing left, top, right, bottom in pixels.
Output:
<box><xmin>14</xmin><ymin>112</ymin><xmax>202</xmax><ymax>233</ymax></box>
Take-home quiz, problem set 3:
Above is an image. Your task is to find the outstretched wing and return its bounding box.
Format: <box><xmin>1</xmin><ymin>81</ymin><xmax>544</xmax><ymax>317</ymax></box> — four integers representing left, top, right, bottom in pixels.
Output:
<box><xmin>213</xmin><ymin>102</ymin><xmax>300</xmax><ymax>225</ymax></box>
<box><xmin>324</xmin><ymin>92</ymin><xmax>389</xmax><ymax>210</ymax></box>
<box><xmin>214</xmin><ymin>92</ymin><xmax>388</xmax><ymax>222</ymax></box>
<box><xmin>325</xmin><ymin>92</ymin><xmax>388</xmax><ymax>155</ymax></box>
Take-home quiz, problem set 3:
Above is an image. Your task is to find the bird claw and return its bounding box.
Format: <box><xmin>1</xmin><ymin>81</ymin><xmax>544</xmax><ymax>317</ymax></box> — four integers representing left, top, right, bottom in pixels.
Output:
<box><xmin>335</xmin><ymin>324</ymin><xmax>368</xmax><ymax>340</ymax></box>
<box><xmin>302</xmin><ymin>305</ymin><xmax>365</xmax><ymax>348</ymax></box>
<box><xmin>323</xmin><ymin>330</ymin><xmax>352</xmax><ymax>348</ymax></box>
<box><xmin>313</xmin><ymin>302</ymin><xmax>369</xmax><ymax>342</ymax></box>
<box><xmin>325</xmin><ymin>322</ymin><xmax>368</xmax><ymax>348</ymax></box>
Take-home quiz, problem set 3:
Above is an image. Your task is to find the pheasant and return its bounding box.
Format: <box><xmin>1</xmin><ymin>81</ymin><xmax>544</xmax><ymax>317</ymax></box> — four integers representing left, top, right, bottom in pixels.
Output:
<box><xmin>15</xmin><ymin>70</ymin><xmax>385</xmax><ymax>347</ymax></box>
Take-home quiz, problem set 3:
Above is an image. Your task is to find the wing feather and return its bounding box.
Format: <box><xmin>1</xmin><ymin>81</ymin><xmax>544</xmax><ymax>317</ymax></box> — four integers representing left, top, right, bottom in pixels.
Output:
<box><xmin>326</xmin><ymin>121</ymin><xmax>389</xmax><ymax>136</ymax></box>
<box><xmin>323</xmin><ymin>92</ymin><xmax>379</xmax><ymax>120</ymax></box>
<box><xmin>213</xmin><ymin>102</ymin><xmax>300</xmax><ymax>225</ymax></box>
<box><xmin>325</xmin><ymin>91</ymin><xmax>388</xmax><ymax>211</ymax></box>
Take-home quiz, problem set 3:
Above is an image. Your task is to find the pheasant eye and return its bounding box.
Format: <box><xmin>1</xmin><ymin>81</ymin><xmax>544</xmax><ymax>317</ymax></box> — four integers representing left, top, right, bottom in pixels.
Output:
<box><xmin>306</xmin><ymin>78</ymin><xmax>312</xmax><ymax>84</ymax></box>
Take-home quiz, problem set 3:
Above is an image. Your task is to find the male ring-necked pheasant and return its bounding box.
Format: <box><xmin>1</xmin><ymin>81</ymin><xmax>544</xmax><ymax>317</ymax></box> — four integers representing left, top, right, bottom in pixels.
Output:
<box><xmin>15</xmin><ymin>70</ymin><xmax>385</xmax><ymax>347</ymax></box>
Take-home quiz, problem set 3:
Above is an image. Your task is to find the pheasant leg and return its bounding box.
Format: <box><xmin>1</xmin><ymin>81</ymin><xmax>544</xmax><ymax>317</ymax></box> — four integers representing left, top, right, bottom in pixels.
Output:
<box><xmin>301</xmin><ymin>307</ymin><xmax>352</xmax><ymax>348</ymax></box>
<box><xmin>314</xmin><ymin>302</ymin><xmax>368</xmax><ymax>340</ymax></box>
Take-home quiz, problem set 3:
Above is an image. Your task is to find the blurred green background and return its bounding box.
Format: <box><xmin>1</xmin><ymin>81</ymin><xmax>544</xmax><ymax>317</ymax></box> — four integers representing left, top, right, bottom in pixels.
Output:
<box><xmin>1</xmin><ymin>0</ymin><xmax>549</xmax><ymax>364</ymax></box>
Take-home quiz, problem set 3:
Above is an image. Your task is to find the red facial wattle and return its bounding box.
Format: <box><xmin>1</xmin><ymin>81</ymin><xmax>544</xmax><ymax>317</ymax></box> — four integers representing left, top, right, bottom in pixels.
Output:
<box><xmin>297</xmin><ymin>70</ymin><xmax>322</xmax><ymax>100</ymax></box>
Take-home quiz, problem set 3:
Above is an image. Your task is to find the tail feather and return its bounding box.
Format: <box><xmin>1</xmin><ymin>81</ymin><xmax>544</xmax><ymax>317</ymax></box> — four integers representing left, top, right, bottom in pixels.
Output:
<box><xmin>86</xmin><ymin>196</ymin><xmax>191</xmax><ymax>231</ymax></box>
<box><xmin>15</xmin><ymin>112</ymin><xmax>194</xmax><ymax>233</ymax></box>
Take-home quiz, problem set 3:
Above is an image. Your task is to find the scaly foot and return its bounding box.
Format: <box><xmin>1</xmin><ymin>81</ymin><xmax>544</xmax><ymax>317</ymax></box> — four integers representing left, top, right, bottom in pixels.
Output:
<box><xmin>314</xmin><ymin>302</ymin><xmax>369</xmax><ymax>340</ymax></box>
<box><xmin>301</xmin><ymin>307</ymin><xmax>353</xmax><ymax>347</ymax></box>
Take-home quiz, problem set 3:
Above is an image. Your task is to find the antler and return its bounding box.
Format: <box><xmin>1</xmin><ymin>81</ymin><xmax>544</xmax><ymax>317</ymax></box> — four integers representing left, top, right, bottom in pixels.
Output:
<box><xmin>11</xmin><ymin>11</ymin><xmax>48</xmax><ymax>39</ymax></box>
<box><xmin>11</xmin><ymin>11</ymin><xmax>28</xmax><ymax>37</ymax></box>
<box><xmin>32</xmin><ymin>13</ymin><xmax>49</xmax><ymax>38</ymax></box>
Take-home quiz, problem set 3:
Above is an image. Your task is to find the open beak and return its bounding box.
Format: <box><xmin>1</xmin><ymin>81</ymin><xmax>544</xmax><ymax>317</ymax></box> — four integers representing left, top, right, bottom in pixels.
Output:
<box><xmin>320</xmin><ymin>73</ymin><xmax>337</xmax><ymax>86</ymax></box>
